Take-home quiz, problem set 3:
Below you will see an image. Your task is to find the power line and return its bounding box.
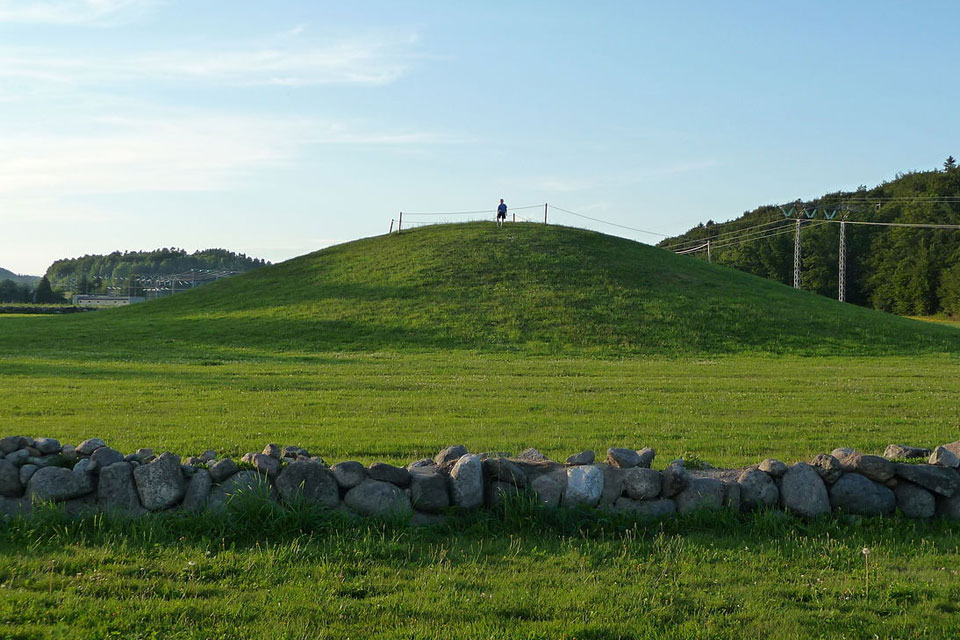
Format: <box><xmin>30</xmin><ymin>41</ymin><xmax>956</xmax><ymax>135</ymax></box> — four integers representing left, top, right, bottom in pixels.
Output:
<box><xmin>403</xmin><ymin>204</ymin><xmax>543</xmax><ymax>216</ymax></box>
<box><xmin>548</xmin><ymin>205</ymin><xmax>669</xmax><ymax>237</ymax></box>
<box><xmin>661</xmin><ymin>217</ymin><xmax>787</xmax><ymax>249</ymax></box>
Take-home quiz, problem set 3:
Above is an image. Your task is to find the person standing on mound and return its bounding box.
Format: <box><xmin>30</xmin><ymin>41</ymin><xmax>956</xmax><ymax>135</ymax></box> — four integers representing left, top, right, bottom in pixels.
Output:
<box><xmin>496</xmin><ymin>199</ymin><xmax>508</xmax><ymax>227</ymax></box>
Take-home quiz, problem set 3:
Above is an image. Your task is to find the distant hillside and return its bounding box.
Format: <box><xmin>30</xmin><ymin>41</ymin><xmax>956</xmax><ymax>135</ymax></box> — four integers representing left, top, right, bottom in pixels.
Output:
<box><xmin>0</xmin><ymin>267</ymin><xmax>40</xmax><ymax>287</ymax></box>
<box><xmin>1</xmin><ymin>223</ymin><xmax>958</xmax><ymax>359</ymax></box>
<box><xmin>45</xmin><ymin>248</ymin><xmax>269</xmax><ymax>293</ymax></box>
<box><xmin>659</xmin><ymin>160</ymin><xmax>960</xmax><ymax>316</ymax></box>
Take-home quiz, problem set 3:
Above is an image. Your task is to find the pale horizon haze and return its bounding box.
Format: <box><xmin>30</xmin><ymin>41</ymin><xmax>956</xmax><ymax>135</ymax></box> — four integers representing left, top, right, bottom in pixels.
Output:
<box><xmin>2</xmin><ymin>0</ymin><xmax>959</xmax><ymax>275</ymax></box>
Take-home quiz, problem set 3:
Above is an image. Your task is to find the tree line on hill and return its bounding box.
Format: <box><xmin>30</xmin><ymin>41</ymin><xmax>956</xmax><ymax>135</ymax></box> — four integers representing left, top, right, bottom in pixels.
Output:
<box><xmin>660</xmin><ymin>158</ymin><xmax>960</xmax><ymax>316</ymax></box>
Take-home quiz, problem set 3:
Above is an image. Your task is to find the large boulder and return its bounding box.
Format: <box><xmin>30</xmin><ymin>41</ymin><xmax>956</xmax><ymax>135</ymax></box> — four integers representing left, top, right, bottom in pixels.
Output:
<box><xmin>34</xmin><ymin>438</ymin><xmax>61</xmax><ymax>455</ymax></box>
<box><xmin>434</xmin><ymin>445</ymin><xmax>468</xmax><ymax>466</ymax></box>
<box><xmin>893</xmin><ymin>482</ymin><xmax>935</xmax><ymax>519</ymax></box>
<box><xmin>884</xmin><ymin>444</ymin><xmax>932</xmax><ymax>460</ymax></box>
<box><xmin>0</xmin><ymin>460</ymin><xmax>21</xmax><ymax>497</ymax></box>
<box><xmin>758</xmin><ymin>459</ymin><xmax>787</xmax><ymax>477</ymax></box>
<box><xmin>90</xmin><ymin>446</ymin><xmax>124</xmax><ymax>471</ymax></box>
<box><xmin>409</xmin><ymin>468</ymin><xmax>450</xmax><ymax>513</ymax></box>
<box><xmin>76</xmin><ymin>438</ymin><xmax>106</xmax><ymax>456</ymax></box>
<box><xmin>636</xmin><ymin>448</ymin><xmax>656</xmax><ymax>468</ymax></box>
<box><xmin>622</xmin><ymin>467</ymin><xmax>661</xmax><ymax>500</ymax></box>
<box><xmin>828</xmin><ymin>473</ymin><xmax>895</xmax><ymax>516</ymax></box>
<box><xmin>598</xmin><ymin>465</ymin><xmax>624</xmax><ymax>507</ymax></box>
<box><xmin>517</xmin><ymin>448</ymin><xmax>549</xmax><ymax>463</ymax></box>
<box><xmin>810</xmin><ymin>454</ymin><xmax>842</xmax><ymax>484</ymax></box>
<box><xmin>97</xmin><ymin>462</ymin><xmax>144</xmax><ymax>515</ymax></box>
<box><xmin>929</xmin><ymin>446</ymin><xmax>960</xmax><ymax>469</ymax></box>
<box><xmin>838</xmin><ymin>452</ymin><xmax>894</xmax><ymax>483</ymax></box>
<box><xmin>674</xmin><ymin>477</ymin><xmax>726</xmax><ymax>515</ymax></box>
<box><xmin>368</xmin><ymin>462</ymin><xmax>411</xmax><ymax>487</ymax></box>
<box><xmin>331</xmin><ymin>461</ymin><xmax>367</xmax><ymax>489</ymax></box>
<box><xmin>181</xmin><ymin>469</ymin><xmax>212</xmax><ymax>512</ymax></box>
<box><xmin>482</xmin><ymin>458</ymin><xmax>527</xmax><ymax>487</ymax></box>
<box><xmin>484</xmin><ymin>481</ymin><xmax>519</xmax><ymax>507</ymax></box>
<box><xmin>0</xmin><ymin>436</ymin><xmax>28</xmax><ymax>455</ymax></box>
<box><xmin>943</xmin><ymin>441</ymin><xmax>960</xmax><ymax>458</ymax></box>
<box><xmin>207</xmin><ymin>470</ymin><xmax>272</xmax><ymax>510</ymax></box>
<box><xmin>737</xmin><ymin>468</ymin><xmax>778</xmax><ymax>510</ymax></box>
<box><xmin>208</xmin><ymin>458</ymin><xmax>238</xmax><ymax>483</ymax></box>
<box><xmin>448</xmin><ymin>454</ymin><xmax>483</xmax><ymax>509</ymax></box>
<box><xmin>274</xmin><ymin>461</ymin><xmax>339</xmax><ymax>509</ymax></box>
<box><xmin>566</xmin><ymin>450</ymin><xmax>595</xmax><ymax>466</ymax></box>
<box><xmin>937</xmin><ymin>492</ymin><xmax>960</xmax><ymax>520</ymax></box>
<box><xmin>606</xmin><ymin>448</ymin><xmax>641</xmax><ymax>469</ymax></box>
<box><xmin>530</xmin><ymin>472</ymin><xmax>563</xmax><ymax>508</ymax></box>
<box><xmin>612</xmin><ymin>497</ymin><xmax>676</xmax><ymax>519</ymax></box>
<box><xmin>133</xmin><ymin>453</ymin><xmax>186</xmax><ymax>511</ymax></box>
<box><xmin>27</xmin><ymin>466</ymin><xmax>95</xmax><ymax>502</ymax></box>
<box><xmin>779</xmin><ymin>463</ymin><xmax>830</xmax><ymax>518</ymax></box>
<box><xmin>343</xmin><ymin>480</ymin><xmax>412</xmax><ymax>518</ymax></box>
<box><xmin>894</xmin><ymin>463</ymin><xmax>960</xmax><ymax>497</ymax></box>
<box><xmin>562</xmin><ymin>465</ymin><xmax>603</xmax><ymax>508</ymax></box>
<box><xmin>660</xmin><ymin>463</ymin><xmax>689</xmax><ymax>498</ymax></box>
<box><xmin>249</xmin><ymin>453</ymin><xmax>280</xmax><ymax>478</ymax></box>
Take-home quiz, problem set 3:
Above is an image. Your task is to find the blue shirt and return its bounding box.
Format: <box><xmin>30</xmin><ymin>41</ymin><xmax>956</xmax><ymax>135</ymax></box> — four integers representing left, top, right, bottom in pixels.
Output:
<box><xmin>497</xmin><ymin>203</ymin><xmax>507</xmax><ymax>214</ymax></box>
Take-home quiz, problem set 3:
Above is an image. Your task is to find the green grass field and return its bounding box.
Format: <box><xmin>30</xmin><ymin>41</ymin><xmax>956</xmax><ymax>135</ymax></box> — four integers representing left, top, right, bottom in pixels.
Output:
<box><xmin>2</xmin><ymin>224</ymin><xmax>960</xmax><ymax>638</ymax></box>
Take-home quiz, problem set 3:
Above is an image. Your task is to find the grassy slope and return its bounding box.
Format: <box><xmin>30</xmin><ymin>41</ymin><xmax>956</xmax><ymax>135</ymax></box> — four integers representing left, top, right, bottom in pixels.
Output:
<box><xmin>1</xmin><ymin>222</ymin><xmax>958</xmax><ymax>360</ymax></box>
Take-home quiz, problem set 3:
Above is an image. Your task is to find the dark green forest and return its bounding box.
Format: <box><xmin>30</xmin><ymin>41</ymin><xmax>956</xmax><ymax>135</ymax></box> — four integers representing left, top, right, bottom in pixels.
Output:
<box><xmin>660</xmin><ymin>158</ymin><xmax>960</xmax><ymax>316</ymax></box>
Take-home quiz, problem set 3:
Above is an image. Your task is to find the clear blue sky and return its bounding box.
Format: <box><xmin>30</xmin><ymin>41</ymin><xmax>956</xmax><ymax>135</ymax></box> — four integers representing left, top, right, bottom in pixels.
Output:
<box><xmin>2</xmin><ymin>0</ymin><xmax>959</xmax><ymax>274</ymax></box>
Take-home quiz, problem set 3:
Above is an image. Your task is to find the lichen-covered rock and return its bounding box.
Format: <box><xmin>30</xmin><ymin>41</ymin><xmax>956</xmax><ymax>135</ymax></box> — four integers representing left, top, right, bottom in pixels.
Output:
<box><xmin>482</xmin><ymin>458</ymin><xmax>527</xmax><ymax>487</ymax></box>
<box><xmin>674</xmin><ymin>477</ymin><xmax>726</xmax><ymax>515</ymax></box>
<box><xmin>810</xmin><ymin>454</ymin><xmax>842</xmax><ymax>484</ymax></box>
<box><xmin>0</xmin><ymin>460</ymin><xmax>21</xmax><ymax>497</ymax></box>
<box><xmin>838</xmin><ymin>452</ymin><xmax>895</xmax><ymax>483</ymax></box>
<box><xmin>893</xmin><ymin>481</ymin><xmax>935</xmax><ymax>519</ymax></box>
<box><xmin>344</xmin><ymin>480</ymin><xmax>412</xmax><ymax>518</ymax></box>
<box><xmin>261</xmin><ymin>443</ymin><xmax>281</xmax><ymax>460</ymax></box>
<box><xmin>331</xmin><ymin>461</ymin><xmax>367</xmax><ymax>489</ymax></box>
<box><xmin>566</xmin><ymin>450</ymin><xmax>595</xmax><ymax>466</ymax></box>
<box><xmin>758</xmin><ymin>459</ymin><xmax>787</xmax><ymax>477</ymax></box>
<box><xmin>530</xmin><ymin>472</ymin><xmax>563</xmax><ymax>508</ymax></box>
<box><xmin>929</xmin><ymin>446</ymin><xmax>960</xmax><ymax>469</ymax></box>
<box><xmin>612</xmin><ymin>497</ymin><xmax>676</xmax><ymax>519</ymax></box>
<box><xmin>76</xmin><ymin>438</ymin><xmax>106</xmax><ymax>456</ymax></box>
<box><xmin>943</xmin><ymin>441</ymin><xmax>960</xmax><ymax>458</ymax></box>
<box><xmin>34</xmin><ymin>438</ymin><xmax>61</xmax><ymax>455</ymax></box>
<box><xmin>622</xmin><ymin>467</ymin><xmax>661</xmax><ymax>500</ymax></box>
<box><xmin>434</xmin><ymin>445</ymin><xmax>468</xmax><ymax>466</ymax></box>
<box><xmin>275</xmin><ymin>461</ymin><xmax>339</xmax><ymax>508</ymax></box>
<box><xmin>894</xmin><ymin>463</ymin><xmax>960</xmax><ymax>497</ymax></box>
<box><xmin>98</xmin><ymin>462</ymin><xmax>144</xmax><ymax>515</ymax></box>
<box><xmin>181</xmin><ymin>469</ymin><xmax>213</xmax><ymax>512</ymax></box>
<box><xmin>779</xmin><ymin>463</ymin><xmax>830</xmax><ymax>518</ymax></box>
<box><xmin>562</xmin><ymin>465</ymin><xmax>603</xmax><ymax>508</ymax></box>
<box><xmin>28</xmin><ymin>466</ymin><xmax>95</xmax><ymax>502</ymax></box>
<box><xmin>660</xmin><ymin>463</ymin><xmax>689</xmax><ymax>498</ymax></box>
<box><xmin>133</xmin><ymin>453</ymin><xmax>185</xmax><ymax>511</ymax></box>
<box><xmin>409</xmin><ymin>468</ymin><xmax>449</xmax><ymax>513</ymax></box>
<box><xmin>90</xmin><ymin>446</ymin><xmax>124</xmax><ymax>471</ymax></box>
<box><xmin>884</xmin><ymin>444</ymin><xmax>932</xmax><ymax>460</ymax></box>
<box><xmin>449</xmin><ymin>454</ymin><xmax>483</xmax><ymax>509</ymax></box>
<box><xmin>636</xmin><ymin>448</ymin><xmax>656</xmax><ymax>469</ymax></box>
<box><xmin>606</xmin><ymin>448</ymin><xmax>641</xmax><ymax>469</ymax></box>
<box><xmin>208</xmin><ymin>458</ymin><xmax>238</xmax><ymax>483</ymax></box>
<box><xmin>517</xmin><ymin>448</ymin><xmax>549</xmax><ymax>463</ymax></box>
<box><xmin>737</xmin><ymin>467</ymin><xmax>778</xmax><ymax>510</ymax></box>
<box><xmin>831</xmin><ymin>447</ymin><xmax>856</xmax><ymax>459</ymax></box>
<box><xmin>828</xmin><ymin>473</ymin><xmax>895</xmax><ymax>516</ymax></box>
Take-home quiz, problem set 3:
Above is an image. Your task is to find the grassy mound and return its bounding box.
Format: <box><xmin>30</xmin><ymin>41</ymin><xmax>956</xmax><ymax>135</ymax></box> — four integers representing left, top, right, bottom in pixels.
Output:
<box><xmin>2</xmin><ymin>222</ymin><xmax>958</xmax><ymax>358</ymax></box>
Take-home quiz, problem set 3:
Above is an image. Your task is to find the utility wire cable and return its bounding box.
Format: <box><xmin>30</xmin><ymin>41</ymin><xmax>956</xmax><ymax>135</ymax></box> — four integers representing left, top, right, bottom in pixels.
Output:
<box><xmin>549</xmin><ymin>205</ymin><xmax>669</xmax><ymax>237</ymax></box>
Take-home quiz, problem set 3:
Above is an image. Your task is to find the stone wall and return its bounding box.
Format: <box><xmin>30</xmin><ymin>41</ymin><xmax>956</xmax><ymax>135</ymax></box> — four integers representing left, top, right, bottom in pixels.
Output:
<box><xmin>2</xmin><ymin>435</ymin><xmax>960</xmax><ymax>522</ymax></box>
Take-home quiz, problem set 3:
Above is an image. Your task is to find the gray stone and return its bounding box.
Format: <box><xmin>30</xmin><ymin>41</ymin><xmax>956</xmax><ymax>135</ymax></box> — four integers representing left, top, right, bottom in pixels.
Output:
<box><xmin>368</xmin><ymin>462</ymin><xmax>411</xmax><ymax>487</ymax></box>
<box><xmin>884</xmin><ymin>444</ymin><xmax>932</xmax><ymax>460</ymax></box>
<box><xmin>724</xmin><ymin>482</ymin><xmax>741</xmax><ymax>510</ymax></box>
<box><xmin>674</xmin><ymin>477</ymin><xmax>726</xmax><ymax>515</ymax></box>
<box><xmin>31</xmin><ymin>454</ymin><xmax>65</xmax><ymax>468</ymax></box>
<box><xmin>283</xmin><ymin>445</ymin><xmax>309</xmax><ymax>458</ymax></box>
<box><xmin>660</xmin><ymin>463</ymin><xmax>690</xmax><ymax>498</ymax></box>
<box><xmin>0</xmin><ymin>496</ymin><xmax>30</xmax><ymax>518</ymax></box>
<box><xmin>135</xmin><ymin>448</ymin><xmax>154</xmax><ymax>458</ymax></box>
<box><xmin>893</xmin><ymin>481</ymin><xmax>935</xmax><ymax>519</ymax></box>
<box><xmin>612</xmin><ymin>497</ymin><xmax>676</xmax><ymax>519</ymax></box>
<box><xmin>73</xmin><ymin>458</ymin><xmax>94</xmax><ymax>475</ymax></box>
<box><xmin>5</xmin><ymin>449</ymin><xmax>29</xmax><ymax>466</ymax></box>
<box><xmin>829</xmin><ymin>473</ymin><xmax>896</xmax><ymax>516</ymax></box>
<box><xmin>275</xmin><ymin>461</ymin><xmax>340</xmax><ymax>508</ymax></box>
<box><xmin>566</xmin><ymin>450</ymin><xmax>595</xmax><ymax>466</ymax></box>
<box><xmin>943</xmin><ymin>441</ymin><xmax>960</xmax><ymax>458</ymax></box>
<box><xmin>34</xmin><ymin>438</ymin><xmax>61</xmax><ymax>454</ymax></box>
<box><xmin>262</xmin><ymin>443</ymin><xmax>282</xmax><ymax>459</ymax></box>
<box><xmin>831</xmin><ymin>447</ymin><xmax>856</xmax><ymax>459</ymax></box>
<box><xmin>409</xmin><ymin>468</ymin><xmax>449</xmax><ymax>513</ymax></box>
<box><xmin>249</xmin><ymin>453</ymin><xmax>281</xmax><ymax>478</ymax></box>
<box><xmin>894</xmin><ymin>463</ymin><xmax>960</xmax><ymax>497</ymax></box>
<box><xmin>758</xmin><ymin>459</ymin><xmax>787</xmax><ymax>477</ymax></box>
<box><xmin>208</xmin><ymin>458</ymin><xmax>238</xmax><ymax>483</ymax></box>
<box><xmin>406</xmin><ymin>458</ymin><xmax>435</xmax><ymax>471</ymax></box>
<box><xmin>482</xmin><ymin>458</ymin><xmax>527</xmax><ymax>487</ymax></box>
<box><xmin>780</xmin><ymin>463</ymin><xmax>830</xmax><ymax>518</ymax></box>
<box><xmin>410</xmin><ymin>511</ymin><xmax>444</xmax><ymax>527</ymax></box>
<box><xmin>598</xmin><ymin>464</ymin><xmax>624</xmax><ymax>507</ymax></box>
<box><xmin>331</xmin><ymin>461</ymin><xmax>367</xmax><ymax>489</ymax></box>
<box><xmin>929</xmin><ymin>446</ymin><xmax>960</xmax><ymax>469</ymax></box>
<box><xmin>90</xmin><ymin>446</ymin><xmax>124</xmax><ymax>471</ymax></box>
<box><xmin>62</xmin><ymin>493</ymin><xmax>98</xmax><ymax>518</ymax></box>
<box><xmin>0</xmin><ymin>436</ymin><xmax>28</xmax><ymax>455</ymax></box>
<box><xmin>737</xmin><ymin>467</ymin><xmax>779</xmax><ymax>510</ymax></box>
<box><xmin>76</xmin><ymin>438</ymin><xmax>106</xmax><ymax>456</ymax></box>
<box><xmin>484</xmin><ymin>481</ymin><xmax>519</xmax><ymax>507</ymax></box>
<box><xmin>530</xmin><ymin>472</ymin><xmax>563</xmax><ymax>508</ymax></box>
<box><xmin>434</xmin><ymin>445</ymin><xmax>468</xmax><ymax>466</ymax></box>
<box><xmin>562</xmin><ymin>465</ymin><xmax>603</xmax><ymax>508</ymax></box>
<box><xmin>60</xmin><ymin>445</ymin><xmax>77</xmax><ymax>462</ymax></box>
<box><xmin>622</xmin><ymin>467</ymin><xmax>661</xmax><ymax>500</ymax></box>
<box><xmin>208</xmin><ymin>471</ymin><xmax>272</xmax><ymax>510</ymax></box>
<box><xmin>449</xmin><ymin>454</ymin><xmax>483</xmax><ymax>509</ymax></box>
<box><xmin>343</xmin><ymin>480</ymin><xmax>412</xmax><ymax>518</ymax></box>
<box><xmin>937</xmin><ymin>492</ymin><xmax>960</xmax><ymax>520</ymax></box>
<box><xmin>199</xmin><ymin>449</ymin><xmax>217</xmax><ymax>462</ymax></box>
<box><xmin>182</xmin><ymin>456</ymin><xmax>203</xmax><ymax>467</ymax></box>
<box><xmin>181</xmin><ymin>470</ymin><xmax>212</xmax><ymax>512</ymax></box>
<box><xmin>606</xmin><ymin>448</ymin><xmax>641</xmax><ymax>469</ymax></box>
<box><xmin>636</xmin><ymin>448</ymin><xmax>656</xmax><ymax>468</ymax></box>
<box><xmin>133</xmin><ymin>452</ymin><xmax>186</xmax><ymax>511</ymax></box>
<box><xmin>838</xmin><ymin>452</ymin><xmax>895</xmax><ymax>483</ymax></box>
<box><xmin>0</xmin><ymin>460</ymin><xmax>21</xmax><ymax>497</ymax></box>
<box><xmin>811</xmin><ymin>454</ymin><xmax>843</xmax><ymax>484</ymax></box>
<box><xmin>27</xmin><ymin>466</ymin><xmax>95</xmax><ymax>502</ymax></box>
<box><xmin>97</xmin><ymin>462</ymin><xmax>144</xmax><ymax>515</ymax></box>
<box><xmin>517</xmin><ymin>448</ymin><xmax>549</xmax><ymax>463</ymax></box>
<box><xmin>18</xmin><ymin>464</ymin><xmax>38</xmax><ymax>487</ymax></box>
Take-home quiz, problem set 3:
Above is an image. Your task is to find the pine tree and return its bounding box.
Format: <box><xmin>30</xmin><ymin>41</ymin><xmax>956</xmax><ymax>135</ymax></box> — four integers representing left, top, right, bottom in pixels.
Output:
<box><xmin>945</xmin><ymin>156</ymin><xmax>957</xmax><ymax>171</ymax></box>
